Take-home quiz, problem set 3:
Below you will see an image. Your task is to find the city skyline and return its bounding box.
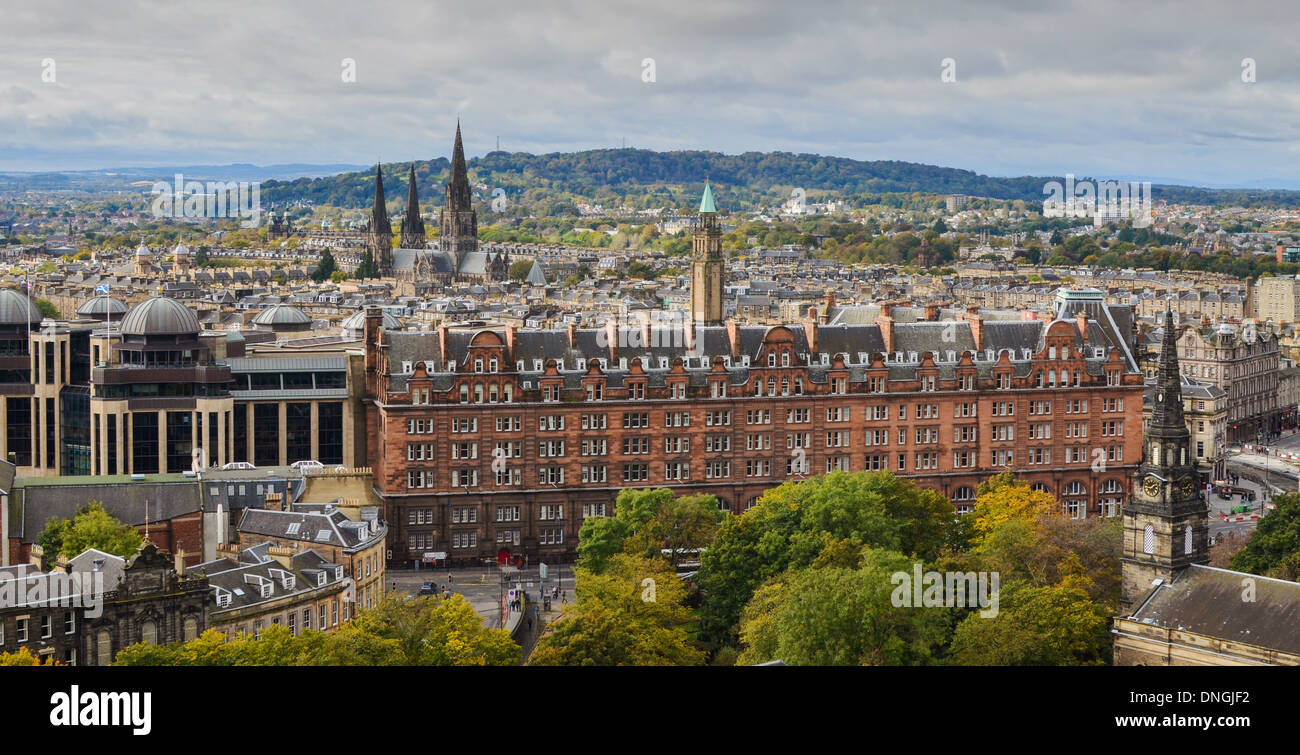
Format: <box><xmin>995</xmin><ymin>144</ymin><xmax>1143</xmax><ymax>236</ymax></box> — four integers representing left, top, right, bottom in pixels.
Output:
<box><xmin>2</xmin><ymin>0</ymin><xmax>1299</xmax><ymax>188</ymax></box>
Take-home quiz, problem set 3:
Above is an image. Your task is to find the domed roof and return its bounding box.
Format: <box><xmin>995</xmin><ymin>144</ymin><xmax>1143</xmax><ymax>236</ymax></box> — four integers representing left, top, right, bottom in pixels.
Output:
<box><xmin>119</xmin><ymin>297</ymin><xmax>201</xmax><ymax>336</ymax></box>
<box><xmin>173</xmin><ymin>242</ymin><xmax>189</xmax><ymax>257</ymax></box>
<box><xmin>0</xmin><ymin>288</ymin><xmax>41</xmax><ymax>326</ymax></box>
<box><xmin>135</xmin><ymin>242</ymin><xmax>150</xmax><ymax>257</ymax></box>
<box><xmin>252</xmin><ymin>304</ymin><xmax>311</xmax><ymax>326</ymax></box>
<box><xmin>75</xmin><ymin>295</ymin><xmax>128</xmax><ymax>317</ymax></box>
<box><xmin>341</xmin><ymin>309</ymin><xmax>400</xmax><ymax>332</ymax></box>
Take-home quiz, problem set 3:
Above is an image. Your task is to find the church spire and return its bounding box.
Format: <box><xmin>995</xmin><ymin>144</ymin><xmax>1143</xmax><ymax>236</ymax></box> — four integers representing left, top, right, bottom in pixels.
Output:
<box><xmin>1151</xmin><ymin>307</ymin><xmax>1186</xmax><ymax>432</ymax></box>
<box><xmin>371</xmin><ymin>164</ymin><xmax>390</xmax><ymax>233</ymax></box>
<box><xmin>400</xmin><ymin>164</ymin><xmax>426</xmax><ymax>248</ymax></box>
<box><xmin>447</xmin><ymin>121</ymin><xmax>471</xmax><ymax>212</ymax></box>
<box><xmin>368</xmin><ymin>164</ymin><xmax>393</xmax><ymax>276</ymax></box>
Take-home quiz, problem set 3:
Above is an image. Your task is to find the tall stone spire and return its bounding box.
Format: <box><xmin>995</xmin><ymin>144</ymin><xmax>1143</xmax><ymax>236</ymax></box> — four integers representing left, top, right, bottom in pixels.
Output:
<box><xmin>368</xmin><ymin>164</ymin><xmax>393</xmax><ymax>276</ymax></box>
<box><xmin>446</xmin><ymin>121</ymin><xmax>472</xmax><ymax>212</ymax></box>
<box><xmin>1150</xmin><ymin>308</ymin><xmax>1186</xmax><ymax>431</ymax></box>
<box><xmin>400</xmin><ymin>164</ymin><xmax>426</xmax><ymax>248</ymax></box>
<box><xmin>1120</xmin><ymin>305</ymin><xmax>1208</xmax><ymax>612</ymax></box>
<box><xmin>439</xmin><ymin>122</ymin><xmax>478</xmax><ymax>262</ymax></box>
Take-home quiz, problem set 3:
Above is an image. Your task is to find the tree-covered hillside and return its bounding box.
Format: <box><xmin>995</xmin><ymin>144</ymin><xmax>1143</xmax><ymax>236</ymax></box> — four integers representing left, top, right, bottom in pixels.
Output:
<box><xmin>259</xmin><ymin>148</ymin><xmax>1300</xmax><ymax>211</ymax></box>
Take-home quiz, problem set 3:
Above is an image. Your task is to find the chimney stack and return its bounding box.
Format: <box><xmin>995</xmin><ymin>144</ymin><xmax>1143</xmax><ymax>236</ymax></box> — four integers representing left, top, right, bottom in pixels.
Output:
<box><xmin>962</xmin><ymin>306</ymin><xmax>984</xmax><ymax>351</ymax></box>
<box><xmin>878</xmin><ymin>303</ymin><xmax>896</xmax><ymax>354</ymax></box>
<box><xmin>726</xmin><ymin>320</ymin><xmax>741</xmax><ymax>358</ymax></box>
<box><xmin>567</xmin><ymin>321</ymin><xmax>578</xmax><ymax>350</ymax></box>
<box><xmin>504</xmin><ymin>324</ymin><xmax>517</xmax><ymax>361</ymax></box>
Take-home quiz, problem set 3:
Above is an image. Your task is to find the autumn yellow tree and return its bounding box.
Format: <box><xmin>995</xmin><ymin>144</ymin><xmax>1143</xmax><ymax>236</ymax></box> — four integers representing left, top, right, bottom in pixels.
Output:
<box><xmin>970</xmin><ymin>471</ymin><xmax>1059</xmax><ymax>544</ymax></box>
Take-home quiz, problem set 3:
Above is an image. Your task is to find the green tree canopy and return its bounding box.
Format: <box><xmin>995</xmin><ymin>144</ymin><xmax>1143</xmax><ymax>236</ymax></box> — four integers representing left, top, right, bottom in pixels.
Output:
<box><xmin>1231</xmin><ymin>492</ymin><xmax>1300</xmax><ymax>575</ymax></box>
<box><xmin>696</xmin><ymin>471</ymin><xmax>956</xmax><ymax>648</ymax></box>
<box><xmin>37</xmin><ymin>502</ymin><xmax>143</xmax><ymax>565</ymax></box>
<box><xmin>112</xmin><ymin>593</ymin><xmax>519</xmax><ymax>666</ymax></box>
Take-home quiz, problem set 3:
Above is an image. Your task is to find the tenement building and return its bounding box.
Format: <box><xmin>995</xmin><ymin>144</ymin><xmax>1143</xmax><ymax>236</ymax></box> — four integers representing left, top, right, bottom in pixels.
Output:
<box><xmin>363</xmin><ymin>222</ymin><xmax>1146</xmax><ymax>565</ymax></box>
<box><xmin>1174</xmin><ymin>318</ymin><xmax>1279</xmax><ymax>443</ymax></box>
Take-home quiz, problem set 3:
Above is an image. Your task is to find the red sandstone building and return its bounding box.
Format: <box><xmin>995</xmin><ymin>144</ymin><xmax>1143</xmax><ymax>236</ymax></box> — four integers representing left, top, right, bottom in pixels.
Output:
<box><xmin>362</xmin><ymin>286</ymin><xmax>1145</xmax><ymax>567</ymax></box>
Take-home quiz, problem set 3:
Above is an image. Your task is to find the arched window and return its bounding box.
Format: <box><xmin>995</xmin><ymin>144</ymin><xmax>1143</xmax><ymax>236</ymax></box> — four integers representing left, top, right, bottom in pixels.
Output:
<box><xmin>1031</xmin><ymin>482</ymin><xmax>1050</xmax><ymax>494</ymax></box>
<box><xmin>141</xmin><ymin>620</ymin><xmax>157</xmax><ymax>645</ymax></box>
<box><xmin>1143</xmin><ymin>524</ymin><xmax>1155</xmax><ymax>554</ymax></box>
<box><xmin>183</xmin><ymin>617</ymin><xmax>198</xmax><ymax>642</ymax></box>
<box><xmin>1064</xmin><ymin>481</ymin><xmax>1087</xmax><ymax>496</ymax></box>
<box><xmin>97</xmin><ymin>630</ymin><xmax>112</xmax><ymax>666</ymax></box>
<box><xmin>474</xmin><ymin>384</ymin><xmax>484</xmax><ymax>403</ymax></box>
<box><xmin>474</xmin><ymin>358</ymin><xmax>484</xmax><ymax>373</ymax></box>
<box><xmin>503</xmin><ymin>384</ymin><xmax>513</xmax><ymax>402</ymax></box>
<box><xmin>781</xmin><ymin>352</ymin><xmax>790</xmax><ymax>367</ymax></box>
<box><xmin>459</xmin><ymin>385</ymin><xmax>469</xmax><ymax>403</ymax></box>
<box><xmin>1184</xmin><ymin>525</ymin><xmax>1193</xmax><ymax>555</ymax></box>
<box><xmin>767</xmin><ymin>378</ymin><xmax>776</xmax><ymax>395</ymax></box>
<box><xmin>489</xmin><ymin>358</ymin><xmax>498</xmax><ymax>373</ymax></box>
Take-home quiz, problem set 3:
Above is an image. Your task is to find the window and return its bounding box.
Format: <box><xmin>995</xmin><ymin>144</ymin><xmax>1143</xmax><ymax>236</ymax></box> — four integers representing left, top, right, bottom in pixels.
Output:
<box><xmin>40</xmin><ymin>615</ymin><xmax>51</xmax><ymax>639</ymax></box>
<box><xmin>17</xmin><ymin>618</ymin><xmax>28</xmax><ymax>643</ymax></box>
<box><xmin>581</xmin><ymin>464</ymin><xmax>608</xmax><ymax>483</ymax></box>
<box><xmin>1143</xmin><ymin>525</ymin><xmax>1154</xmax><ymax>554</ymax></box>
<box><xmin>64</xmin><ymin>613</ymin><xmax>75</xmax><ymax>635</ymax></box>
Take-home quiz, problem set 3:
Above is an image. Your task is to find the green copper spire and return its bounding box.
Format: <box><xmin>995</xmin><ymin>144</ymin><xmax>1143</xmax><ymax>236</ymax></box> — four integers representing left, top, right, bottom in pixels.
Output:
<box><xmin>699</xmin><ymin>182</ymin><xmax>716</xmax><ymax>213</ymax></box>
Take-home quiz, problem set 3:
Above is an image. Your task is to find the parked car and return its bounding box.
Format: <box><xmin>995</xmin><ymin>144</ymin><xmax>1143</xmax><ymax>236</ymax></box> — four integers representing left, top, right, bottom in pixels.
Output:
<box><xmin>418</xmin><ymin>582</ymin><xmax>435</xmax><ymax>596</ymax></box>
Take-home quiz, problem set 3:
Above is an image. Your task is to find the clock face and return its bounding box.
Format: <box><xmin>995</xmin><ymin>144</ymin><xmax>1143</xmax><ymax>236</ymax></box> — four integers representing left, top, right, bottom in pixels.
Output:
<box><xmin>1143</xmin><ymin>476</ymin><xmax>1162</xmax><ymax>498</ymax></box>
<box><xmin>1180</xmin><ymin>478</ymin><xmax>1196</xmax><ymax>497</ymax></box>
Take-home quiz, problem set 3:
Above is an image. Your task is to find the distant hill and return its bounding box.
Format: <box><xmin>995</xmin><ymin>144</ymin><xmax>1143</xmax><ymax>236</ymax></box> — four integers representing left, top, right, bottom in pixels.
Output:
<box><xmin>258</xmin><ymin>149</ymin><xmax>1300</xmax><ymax>211</ymax></box>
<box><xmin>0</xmin><ymin>163</ymin><xmax>369</xmax><ymax>192</ymax></box>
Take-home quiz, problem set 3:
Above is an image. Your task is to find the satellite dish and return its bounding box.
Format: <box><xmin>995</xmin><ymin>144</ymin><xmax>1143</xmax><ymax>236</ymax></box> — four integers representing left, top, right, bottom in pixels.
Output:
<box><xmin>192</xmin><ymin>447</ymin><xmax>207</xmax><ymax>473</ymax></box>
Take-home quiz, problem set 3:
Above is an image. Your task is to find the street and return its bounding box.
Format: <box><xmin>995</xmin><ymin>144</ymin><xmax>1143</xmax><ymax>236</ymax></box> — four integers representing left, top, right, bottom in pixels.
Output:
<box><xmin>384</xmin><ymin>564</ymin><xmax>576</xmax><ymax>629</ymax></box>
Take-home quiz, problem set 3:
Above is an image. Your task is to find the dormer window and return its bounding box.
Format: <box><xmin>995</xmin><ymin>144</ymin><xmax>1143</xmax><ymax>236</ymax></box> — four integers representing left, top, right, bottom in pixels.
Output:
<box><xmin>316</xmin><ymin>572</ymin><xmax>327</xmax><ymax>586</ymax></box>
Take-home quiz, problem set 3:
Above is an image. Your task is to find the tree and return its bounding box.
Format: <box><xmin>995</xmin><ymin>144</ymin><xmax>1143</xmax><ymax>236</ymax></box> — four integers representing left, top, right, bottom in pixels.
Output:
<box><xmin>34</xmin><ymin>299</ymin><xmax>59</xmax><ymax>319</ymax></box>
<box><xmin>194</xmin><ymin>246</ymin><xmax>211</xmax><ymax>267</ymax></box>
<box><xmin>947</xmin><ymin>584</ymin><xmax>1111</xmax><ymax>666</ymax></box>
<box><xmin>113</xmin><ymin>593</ymin><xmax>520</xmax><ymax>666</ymax></box>
<box><xmin>311</xmin><ymin>249</ymin><xmax>337</xmax><ymax>282</ymax></box>
<box><xmin>37</xmin><ymin>502</ymin><xmax>143</xmax><ymax>563</ymax></box>
<box><xmin>576</xmin><ymin>488</ymin><xmax>724</xmax><ymax>573</ymax></box>
<box><xmin>529</xmin><ymin>554</ymin><xmax>704</xmax><ymax>666</ymax></box>
<box><xmin>508</xmin><ymin>260</ymin><xmax>533</xmax><ymax>281</ymax></box>
<box><xmin>736</xmin><ymin>547</ymin><xmax>949</xmax><ymax>666</ymax></box>
<box><xmin>1231</xmin><ymin>492</ymin><xmax>1300</xmax><ymax>575</ymax></box>
<box><xmin>355</xmin><ymin>250</ymin><xmax>380</xmax><ymax>279</ymax></box>
<box><xmin>0</xmin><ymin>647</ymin><xmax>62</xmax><ymax>666</ymax></box>
<box><xmin>970</xmin><ymin>471</ymin><xmax>1059</xmax><ymax>545</ymax></box>
<box><xmin>697</xmin><ymin>471</ymin><xmax>956</xmax><ymax>647</ymax></box>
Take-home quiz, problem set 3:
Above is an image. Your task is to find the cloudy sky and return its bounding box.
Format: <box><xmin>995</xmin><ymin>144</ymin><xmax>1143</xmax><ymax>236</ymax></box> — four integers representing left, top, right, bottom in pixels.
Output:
<box><xmin>1</xmin><ymin>0</ymin><xmax>1298</xmax><ymax>187</ymax></box>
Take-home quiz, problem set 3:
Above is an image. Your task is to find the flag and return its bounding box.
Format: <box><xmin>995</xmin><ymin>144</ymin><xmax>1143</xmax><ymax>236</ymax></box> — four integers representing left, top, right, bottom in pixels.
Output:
<box><xmin>95</xmin><ymin>283</ymin><xmax>109</xmax><ymax>294</ymax></box>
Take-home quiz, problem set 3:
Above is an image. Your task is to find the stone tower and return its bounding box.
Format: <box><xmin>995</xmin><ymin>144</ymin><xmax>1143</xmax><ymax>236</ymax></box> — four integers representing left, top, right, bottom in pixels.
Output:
<box><xmin>400</xmin><ymin>164</ymin><xmax>426</xmax><ymax>249</ymax></box>
<box><xmin>690</xmin><ymin>183</ymin><xmax>725</xmax><ymax>326</ymax></box>
<box><xmin>367</xmin><ymin>165</ymin><xmax>393</xmax><ymax>277</ymax></box>
<box><xmin>439</xmin><ymin>122</ymin><xmax>478</xmax><ymax>268</ymax></box>
<box><xmin>1120</xmin><ymin>308</ymin><xmax>1210</xmax><ymax>612</ymax></box>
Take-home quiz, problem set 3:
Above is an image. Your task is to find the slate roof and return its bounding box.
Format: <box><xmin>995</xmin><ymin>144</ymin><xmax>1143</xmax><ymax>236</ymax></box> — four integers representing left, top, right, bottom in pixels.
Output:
<box><xmin>1127</xmin><ymin>565</ymin><xmax>1300</xmax><ymax>657</ymax></box>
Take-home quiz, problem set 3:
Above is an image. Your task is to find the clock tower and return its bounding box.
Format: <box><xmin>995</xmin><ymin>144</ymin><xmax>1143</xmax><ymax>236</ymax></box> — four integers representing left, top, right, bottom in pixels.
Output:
<box><xmin>1121</xmin><ymin>308</ymin><xmax>1210</xmax><ymax>612</ymax></box>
